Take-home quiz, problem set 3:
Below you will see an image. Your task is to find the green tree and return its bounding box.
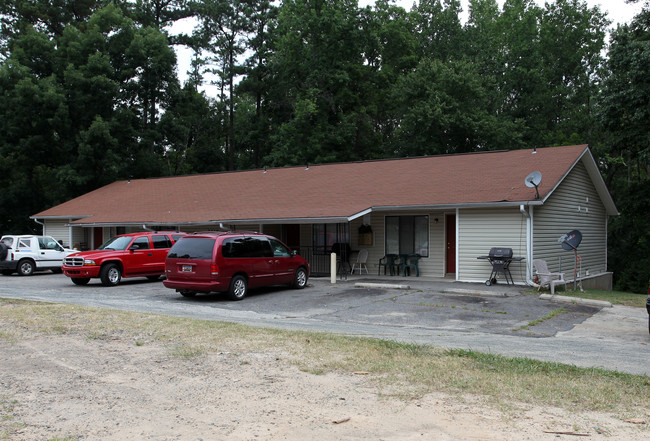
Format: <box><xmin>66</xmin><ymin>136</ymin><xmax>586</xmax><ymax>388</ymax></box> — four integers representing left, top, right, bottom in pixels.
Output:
<box><xmin>235</xmin><ymin>0</ymin><xmax>277</xmax><ymax>168</ymax></box>
<box><xmin>266</xmin><ymin>0</ymin><xmax>372</xmax><ymax>165</ymax></box>
<box><xmin>194</xmin><ymin>0</ymin><xmax>252</xmax><ymax>170</ymax></box>
<box><xmin>0</xmin><ymin>3</ymin><xmax>181</xmax><ymax>232</ymax></box>
<box><xmin>413</xmin><ymin>0</ymin><xmax>464</xmax><ymax>62</ymax></box>
<box><xmin>390</xmin><ymin>58</ymin><xmax>507</xmax><ymax>155</ymax></box>
<box><xmin>597</xmin><ymin>3</ymin><xmax>650</xmax><ymax>292</ymax></box>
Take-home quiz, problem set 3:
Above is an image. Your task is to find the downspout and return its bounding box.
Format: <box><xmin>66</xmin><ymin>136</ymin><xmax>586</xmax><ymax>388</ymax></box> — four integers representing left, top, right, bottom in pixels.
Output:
<box><xmin>519</xmin><ymin>205</ymin><xmax>535</xmax><ymax>287</ymax></box>
<box><xmin>33</xmin><ymin>218</ymin><xmax>45</xmax><ymax>235</ymax></box>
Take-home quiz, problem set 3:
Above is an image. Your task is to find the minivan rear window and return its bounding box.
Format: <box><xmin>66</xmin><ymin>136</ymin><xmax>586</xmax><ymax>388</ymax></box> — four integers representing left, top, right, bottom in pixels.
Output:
<box><xmin>168</xmin><ymin>238</ymin><xmax>215</xmax><ymax>259</ymax></box>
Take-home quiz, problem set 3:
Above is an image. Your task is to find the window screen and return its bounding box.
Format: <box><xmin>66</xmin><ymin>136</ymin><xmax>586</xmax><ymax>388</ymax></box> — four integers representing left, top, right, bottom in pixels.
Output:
<box><xmin>385</xmin><ymin>215</ymin><xmax>429</xmax><ymax>257</ymax></box>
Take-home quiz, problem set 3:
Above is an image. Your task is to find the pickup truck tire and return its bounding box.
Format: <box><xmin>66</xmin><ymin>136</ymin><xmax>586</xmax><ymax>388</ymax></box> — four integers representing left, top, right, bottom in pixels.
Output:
<box><xmin>18</xmin><ymin>259</ymin><xmax>35</xmax><ymax>276</ymax></box>
<box><xmin>100</xmin><ymin>263</ymin><xmax>122</xmax><ymax>286</ymax></box>
<box><xmin>0</xmin><ymin>243</ymin><xmax>7</xmax><ymax>261</ymax></box>
<box><xmin>72</xmin><ymin>277</ymin><xmax>90</xmax><ymax>286</ymax></box>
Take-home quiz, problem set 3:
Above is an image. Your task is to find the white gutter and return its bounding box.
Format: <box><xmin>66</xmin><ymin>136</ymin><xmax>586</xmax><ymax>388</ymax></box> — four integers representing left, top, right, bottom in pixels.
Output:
<box><xmin>32</xmin><ymin>217</ymin><xmax>45</xmax><ymax>235</ymax></box>
<box><xmin>519</xmin><ymin>204</ymin><xmax>535</xmax><ymax>287</ymax></box>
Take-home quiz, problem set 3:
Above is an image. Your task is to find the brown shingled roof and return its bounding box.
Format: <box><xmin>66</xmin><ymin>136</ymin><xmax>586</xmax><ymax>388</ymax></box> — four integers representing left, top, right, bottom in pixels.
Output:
<box><xmin>32</xmin><ymin>145</ymin><xmax>613</xmax><ymax>225</ymax></box>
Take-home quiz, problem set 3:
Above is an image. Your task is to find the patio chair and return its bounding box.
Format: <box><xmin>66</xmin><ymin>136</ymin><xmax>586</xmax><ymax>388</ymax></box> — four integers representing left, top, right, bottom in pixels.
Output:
<box><xmin>350</xmin><ymin>249</ymin><xmax>369</xmax><ymax>274</ymax></box>
<box><xmin>533</xmin><ymin>259</ymin><xmax>567</xmax><ymax>294</ymax></box>
<box><xmin>401</xmin><ymin>254</ymin><xmax>421</xmax><ymax>276</ymax></box>
<box><xmin>378</xmin><ymin>254</ymin><xmax>398</xmax><ymax>275</ymax></box>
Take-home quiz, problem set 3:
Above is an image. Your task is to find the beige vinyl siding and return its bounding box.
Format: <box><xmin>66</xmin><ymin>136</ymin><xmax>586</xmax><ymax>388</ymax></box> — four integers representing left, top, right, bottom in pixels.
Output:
<box><xmin>43</xmin><ymin>219</ymin><xmax>83</xmax><ymax>248</ymax></box>
<box><xmin>458</xmin><ymin>208</ymin><xmax>528</xmax><ymax>284</ymax></box>
<box><xmin>533</xmin><ymin>162</ymin><xmax>608</xmax><ymax>278</ymax></box>
<box><xmin>362</xmin><ymin>211</ymin><xmax>445</xmax><ymax>277</ymax></box>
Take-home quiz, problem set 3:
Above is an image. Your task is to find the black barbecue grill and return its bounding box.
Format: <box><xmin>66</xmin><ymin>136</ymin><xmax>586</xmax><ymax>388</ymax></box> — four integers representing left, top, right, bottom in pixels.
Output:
<box><xmin>477</xmin><ymin>247</ymin><xmax>524</xmax><ymax>286</ymax></box>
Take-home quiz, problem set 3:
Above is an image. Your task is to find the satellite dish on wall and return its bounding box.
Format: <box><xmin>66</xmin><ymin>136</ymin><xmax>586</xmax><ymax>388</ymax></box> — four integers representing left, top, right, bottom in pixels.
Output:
<box><xmin>525</xmin><ymin>171</ymin><xmax>542</xmax><ymax>200</ymax></box>
<box><xmin>558</xmin><ymin>230</ymin><xmax>582</xmax><ymax>251</ymax></box>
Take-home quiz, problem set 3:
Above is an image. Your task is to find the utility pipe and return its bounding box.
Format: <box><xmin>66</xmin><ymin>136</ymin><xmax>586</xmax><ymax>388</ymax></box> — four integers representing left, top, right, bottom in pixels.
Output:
<box><xmin>519</xmin><ymin>205</ymin><xmax>536</xmax><ymax>287</ymax></box>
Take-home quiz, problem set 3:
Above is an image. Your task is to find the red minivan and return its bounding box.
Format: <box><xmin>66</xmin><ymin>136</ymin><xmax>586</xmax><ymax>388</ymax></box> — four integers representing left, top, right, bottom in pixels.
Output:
<box><xmin>163</xmin><ymin>232</ymin><xmax>310</xmax><ymax>300</ymax></box>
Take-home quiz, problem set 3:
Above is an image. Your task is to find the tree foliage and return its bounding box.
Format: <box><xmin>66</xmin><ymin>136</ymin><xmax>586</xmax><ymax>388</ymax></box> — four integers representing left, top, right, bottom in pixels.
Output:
<box><xmin>0</xmin><ymin>0</ymin><xmax>648</xmax><ymax>290</ymax></box>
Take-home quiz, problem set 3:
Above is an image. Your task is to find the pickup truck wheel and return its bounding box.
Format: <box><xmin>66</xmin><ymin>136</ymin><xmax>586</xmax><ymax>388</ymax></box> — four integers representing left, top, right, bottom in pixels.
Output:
<box><xmin>18</xmin><ymin>259</ymin><xmax>35</xmax><ymax>276</ymax></box>
<box><xmin>72</xmin><ymin>277</ymin><xmax>90</xmax><ymax>286</ymax></box>
<box><xmin>100</xmin><ymin>263</ymin><xmax>121</xmax><ymax>286</ymax></box>
<box><xmin>227</xmin><ymin>275</ymin><xmax>248</xmax><ymax>301</ymax></box>
<box><xmin>293</xmin><ymin>267</ymin><xmax>308</xmax><ymax>289</ymax></box>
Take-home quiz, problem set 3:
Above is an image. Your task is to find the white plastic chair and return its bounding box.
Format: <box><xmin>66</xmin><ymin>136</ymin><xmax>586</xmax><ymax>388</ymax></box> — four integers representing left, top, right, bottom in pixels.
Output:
<box><xmin>533</xmin><ymin>259</ymin><xmax>567</xmax><ymax>294</ymax></box>
<box><xmin>350</xmin><ymin>249</ymin><xmax>369</xmax><ymax>274</ymax></box>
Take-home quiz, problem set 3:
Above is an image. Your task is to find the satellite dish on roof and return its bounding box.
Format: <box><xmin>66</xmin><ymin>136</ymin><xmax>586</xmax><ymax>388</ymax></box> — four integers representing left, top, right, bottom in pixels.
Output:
<box><xmin>525</xmin><ymin>171</ymin><xmax>542</xmax><ymax>200</ymax></box>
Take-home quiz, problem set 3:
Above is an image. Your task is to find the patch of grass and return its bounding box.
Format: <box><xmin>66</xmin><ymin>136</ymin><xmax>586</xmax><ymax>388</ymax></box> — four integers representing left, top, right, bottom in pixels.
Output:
<box><xmin>0</xmin><ymin>395</ymin><xmax>25</xmax><ymax>440</ymax></box>
<box><xmin>529</xmin><ymin>289</ymin><xmax>647</xmax><ymax>307</ymax></box>
<box><xmin>567</xmin><ymin>290</ymin><xmax>647</xmax><ymax>307</ymax></box>
<box><xmin>515</xmin><ymin>308</ymin><xmax>567</xmax><ymax>330</ymax></box>
<box><xmin>0</xmin><ymin>298</ymin><xmax>648</xmax><ymax>420</ymax></box>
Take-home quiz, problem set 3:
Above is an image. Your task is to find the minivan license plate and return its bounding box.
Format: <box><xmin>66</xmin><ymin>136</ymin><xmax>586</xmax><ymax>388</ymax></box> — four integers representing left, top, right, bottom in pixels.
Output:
<box><xmin>181</xmin><ymin>265</ymin><xmax>192</xmax><ymax>272</ymax></box>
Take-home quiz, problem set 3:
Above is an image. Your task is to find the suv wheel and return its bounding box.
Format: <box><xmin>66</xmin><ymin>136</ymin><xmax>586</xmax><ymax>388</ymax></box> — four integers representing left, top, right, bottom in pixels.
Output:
<box><xmin>293</xmin><ymin>267</ymin><xmax>308</xmax><ymax>289</ymax></box>
<box><xmin>100</xmin><ymin>263</ymin><xmax>122</xmax><ymax>286</ymax></box>
<box><xmin>228</xmin><ymin>275</ymin><xmax>248</xmax><ymax>301</ymax></box>
<box><xmin>18</xmin><ymin>259</ymin><xmax>35</xmax><ymax>276</ymax></box>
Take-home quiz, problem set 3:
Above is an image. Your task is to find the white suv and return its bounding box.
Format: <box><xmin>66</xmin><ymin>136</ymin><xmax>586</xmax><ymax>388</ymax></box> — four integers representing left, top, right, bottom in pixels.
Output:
<box><xmin>0</xmin><ymin>235</ymin><xmax>76</xmax><ymax>276</ymax></box>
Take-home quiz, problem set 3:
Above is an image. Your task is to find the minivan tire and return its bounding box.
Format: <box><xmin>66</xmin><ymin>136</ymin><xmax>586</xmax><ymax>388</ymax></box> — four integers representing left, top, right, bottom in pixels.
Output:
<box><xmin>100</xmin><ymin>263</ymin><xmax>122</xmax><ymax>286</ymax></box>
<box><xmin>293</xmin><ymin>267</ymin><xmax>308</xmax><ymax>289</ymax></box>
<box><xmin>228</xmin><ymin>275</ymin><xmax>248</xmax><ymax>301</ymax></box>
<box><xmin>180</xmin><ymin>290</ymin><xmax>196</xmax><ymax>297</ymax></box>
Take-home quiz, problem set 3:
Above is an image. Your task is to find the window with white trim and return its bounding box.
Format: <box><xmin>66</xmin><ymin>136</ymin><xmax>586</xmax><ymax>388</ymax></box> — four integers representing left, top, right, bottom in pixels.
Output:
<box><xmin>385</xmin><ymin>215</ymin><xmax>429</xmax><ymax>257</ymax></box>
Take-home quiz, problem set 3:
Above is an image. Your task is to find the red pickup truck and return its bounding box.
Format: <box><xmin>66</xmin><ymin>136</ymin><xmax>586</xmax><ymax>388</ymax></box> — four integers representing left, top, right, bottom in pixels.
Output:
<box><xmin>62</xmin><ymin>231</ymin><xmax>185</xmax><ymax>286</ymax></box>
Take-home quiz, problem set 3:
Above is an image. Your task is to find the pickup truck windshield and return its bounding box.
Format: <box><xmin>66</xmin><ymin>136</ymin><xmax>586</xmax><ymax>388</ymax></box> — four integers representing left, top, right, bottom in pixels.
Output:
<box><xmin>98</xmin><ymin>236</ymin><xmax>133</xmax><ymax>251</ymax></box>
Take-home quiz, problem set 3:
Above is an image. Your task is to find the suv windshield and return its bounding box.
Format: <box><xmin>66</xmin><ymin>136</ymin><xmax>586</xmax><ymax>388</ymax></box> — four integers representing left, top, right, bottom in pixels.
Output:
<box><xmin>98</xmin><ymin>236</ymin><xmax>133</xmax><ymax>251</ymax></box>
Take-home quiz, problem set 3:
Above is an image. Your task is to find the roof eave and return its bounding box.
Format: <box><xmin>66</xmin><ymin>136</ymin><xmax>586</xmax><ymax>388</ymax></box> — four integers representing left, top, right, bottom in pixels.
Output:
<box><xmin>370</xmin><ymin>201</ymin><xmax>544</xmax><ymax>212</ymax></box>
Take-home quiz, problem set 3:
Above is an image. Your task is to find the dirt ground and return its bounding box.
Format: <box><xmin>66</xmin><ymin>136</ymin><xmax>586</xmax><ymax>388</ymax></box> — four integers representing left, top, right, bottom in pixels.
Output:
<box><xmin>0</xmin><ymin>334</ymin><xmax>648</xmax><ymax>441</ymax></box>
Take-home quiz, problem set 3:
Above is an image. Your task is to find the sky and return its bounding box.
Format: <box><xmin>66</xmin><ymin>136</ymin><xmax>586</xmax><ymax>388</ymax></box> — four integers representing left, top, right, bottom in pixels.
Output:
<box><xmin>173</xmin><ymin>0</ymin><xmax>647</xmax><ymax>93</ymax></box>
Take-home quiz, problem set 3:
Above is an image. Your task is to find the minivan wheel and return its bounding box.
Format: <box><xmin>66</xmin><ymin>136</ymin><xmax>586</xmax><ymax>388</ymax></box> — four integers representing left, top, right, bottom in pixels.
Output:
<box><xmin>228</xmin><ymin>275</ymin><xmax>248</xmax><ymax>301</ymax></box>
<box><xmin>293</xmin><ymin>267</ymin><xmax>308</xmax><ymax>289</ymax></box>
<box><xmin>100</xmin><ymin>263</ymin><xmax>121</xmax><ymax>286</ymax></box>
<box><xmin>180</xmin><ymin>290</ymin><xmax>196</xmax><ymax>297</ymax></box>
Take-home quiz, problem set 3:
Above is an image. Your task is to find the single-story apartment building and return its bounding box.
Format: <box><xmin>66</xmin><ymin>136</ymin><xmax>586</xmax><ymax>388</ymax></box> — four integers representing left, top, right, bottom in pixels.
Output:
<box><xmin>32</xmin><ymin>144</ymin><xmax>618</xmax><ymax>288</ymax></box>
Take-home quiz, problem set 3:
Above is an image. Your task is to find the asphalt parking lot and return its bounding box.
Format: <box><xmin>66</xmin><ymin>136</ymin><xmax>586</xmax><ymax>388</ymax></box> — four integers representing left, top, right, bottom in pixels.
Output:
<box><xmin>1</xmin><ymin>272</ymin><xmax>648</xmax><ymax>375</ymax></box>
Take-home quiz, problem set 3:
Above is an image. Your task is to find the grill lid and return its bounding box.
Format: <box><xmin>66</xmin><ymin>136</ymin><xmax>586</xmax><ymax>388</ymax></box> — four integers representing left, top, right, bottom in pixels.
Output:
<box><xmin>488</xmin><ymin>247</ymin><xmax>513</xmax><ymax>259</ymax></box>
